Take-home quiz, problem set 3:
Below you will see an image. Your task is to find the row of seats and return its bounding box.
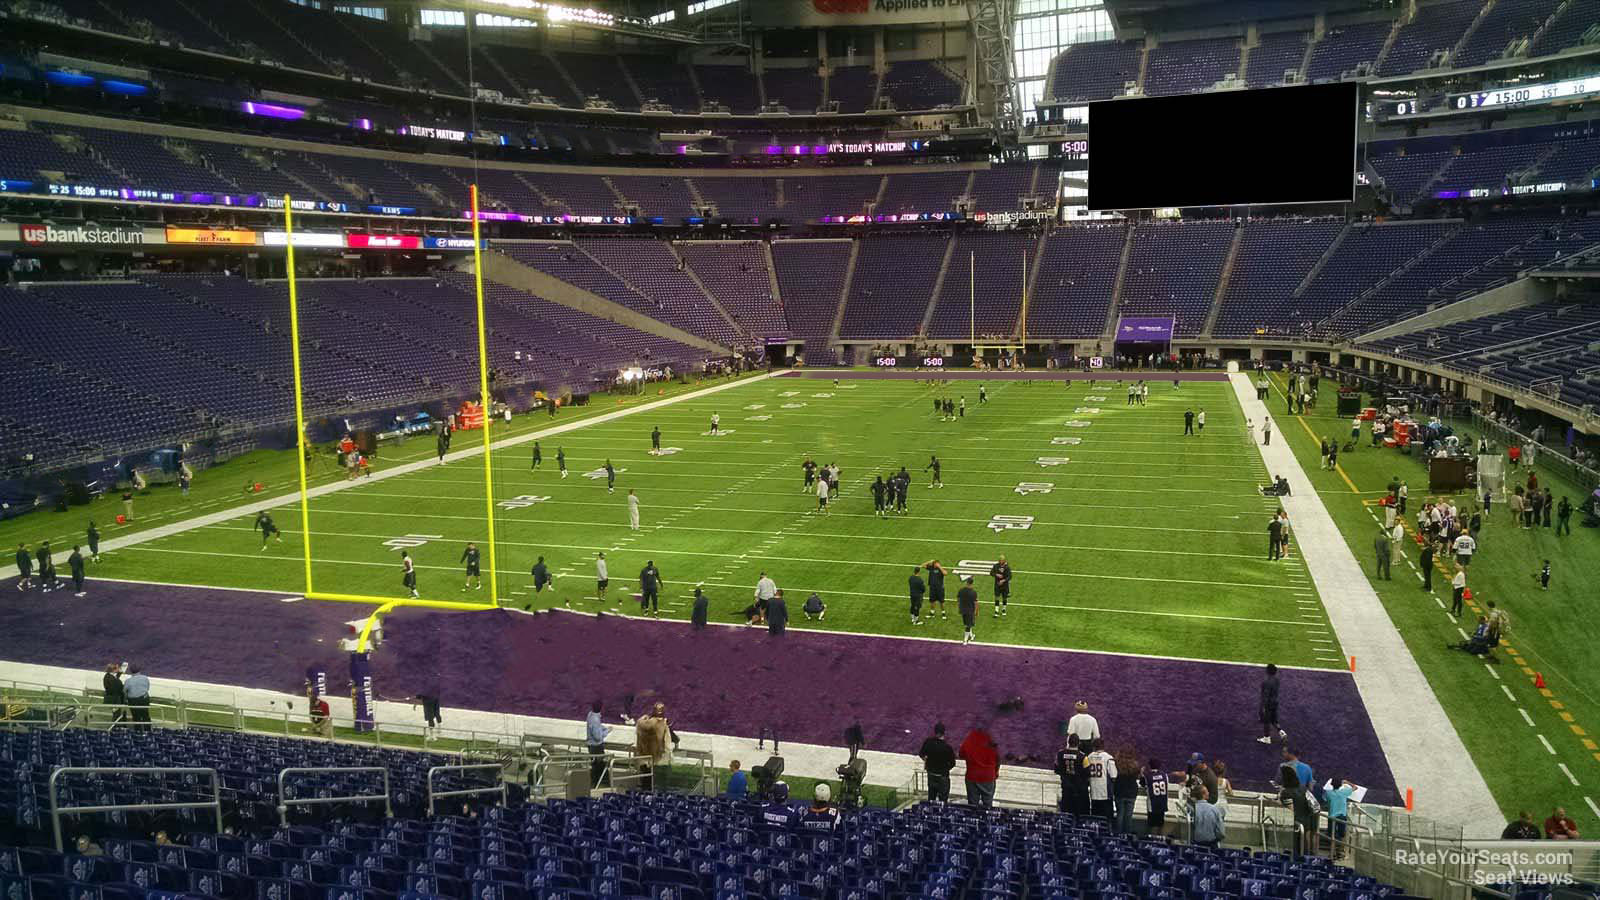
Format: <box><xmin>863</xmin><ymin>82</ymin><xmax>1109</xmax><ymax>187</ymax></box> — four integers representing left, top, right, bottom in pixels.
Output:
<box><xmin>16</xmin><ymin>1</ymin><xmax>961</xmax><ymax>115</ymax></box>
<box><xmin>0</xmin><ymin>739</ymin><xmax>1423</xmax><ymax>900</ymax></box>
<box><xmin>0</xmin><ymin>273</ymin><xmax>704</xmax><ymax>466</ymax></box>
<box><xmin>0</xmin><ymin>122</ymin><xmax>1052</xmax><ymax>219</ymax></box>
<box><xmin>1359</xmin><ymin>302</ymin><xmax>1600</xmax><ymax>409</ymax></box>
<box><xmin>1047</xmin><ymin>0</ymin><xmax>1600</xmax><ymax>102</ymax></box>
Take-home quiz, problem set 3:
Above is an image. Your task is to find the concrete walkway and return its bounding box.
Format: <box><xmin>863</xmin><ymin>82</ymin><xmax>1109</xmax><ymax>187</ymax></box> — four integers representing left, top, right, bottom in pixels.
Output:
<box><xmin>1230</xmin><ymin>373</ymin><xmax>1501</xmax><ymax>836</ymax></box>
<box><xmin>0</xmin><ymin>373</ymin><xmax>778</xmax><ymax>580</ymax></box>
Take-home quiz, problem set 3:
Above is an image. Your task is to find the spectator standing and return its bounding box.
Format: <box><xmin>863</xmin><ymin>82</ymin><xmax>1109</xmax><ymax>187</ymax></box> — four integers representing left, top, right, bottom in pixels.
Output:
<box><xmin>725</xmin><ymin>761</ymin><xmax>747</xmax><ymax>799</ymax></box>
<box><xmin>1085</xmin><ymin>739</ymin><xmax>1116</xmax><ymax>820</ymax></box>
<box><xmin>1067</xmin><ymin>700</ymin><xmax>1100</xmax><ymax>743</ymax></box>
<box><xmin>957</xmin><ymin>725</ymin><xmax>999</xmax><ymax>808</ymax></box>
<box><xmin>101</xmin><ymin>663</ymin><xmax>125</xmax><ymax>723</ymax></box>
<box><xmin>1053</xmin><ymin>735</ymin><xmax>1086</xmax><ymax>815</ymax></box>
<box><xmin>1143</xmin><ymin>759</ymin><xmax>1169</xmax><ymax>835</ymax></box>
<box><xmin>124</xmin><ymin>665</ymin><xmax>151</xmax><ymax>728</ymax></box>
<box><xmin>1212</xmin><ymin>760</ymin><xmax>1233</xmax><ymax>819</ymax></box>
<box><xmin>1112</xmin><ymin>749</ymin><xmax>1140</xmax><ymax>833</ymax></box>
<box><xmin>634</xmin><ymin>702</ymin><xmax>671</xmax><ymax>790</ymax></box>
<box><xmin>586</xmin><ymin>701</ymin><xmax>611</xmax><ymax>788</ymax></box>
<box><xmin>1374</xmin><ymin>526</ymin><xmax>1391</xmax><ymax>580</ymax></box>
<box><xmin>1324</xmin><ymin>778</ymin><xmax>1355</xmax><ymax>855</ymax></box>
<box><xmin>86</xmin><ymin>522</ymin><xmax>100</xmax><ymax>562</ymax></box>
<box><xmin>1191</xmin><ymin>786</ymin><xmax>1224</xmax><ymax>849</ymax></box>
<box><xmin>918</xmin><ymin>723</ymin><xmax>956</xmax><ymax>803</ymax></box>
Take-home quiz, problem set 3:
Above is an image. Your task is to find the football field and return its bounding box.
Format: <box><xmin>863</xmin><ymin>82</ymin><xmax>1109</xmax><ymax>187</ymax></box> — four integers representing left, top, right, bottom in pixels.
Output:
<box><xmin>70</xmin><ymin>371</ymin><xmax>1341</xmax><ymax>669</ymax></box>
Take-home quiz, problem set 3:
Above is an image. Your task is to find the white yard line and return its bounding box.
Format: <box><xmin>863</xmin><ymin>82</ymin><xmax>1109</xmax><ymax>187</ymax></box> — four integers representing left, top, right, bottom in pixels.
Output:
<box><xmin>1229</xmin><ymin>372</ymin><xmax>1500</xmax><ymax>836</ymax></box>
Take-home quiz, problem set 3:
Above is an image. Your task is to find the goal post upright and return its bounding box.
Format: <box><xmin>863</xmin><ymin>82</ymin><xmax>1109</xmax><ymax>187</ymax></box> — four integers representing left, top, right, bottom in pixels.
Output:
<box><xmin>469</xmin><ymin>184</ymin><xmax>500</xmax><ymax>607</ymax></box>
<box><xmin>283</xmin><ymin>194</ymin><xmax>316</xmax><ymax>599</ymax></box>
<box><xmin>283</xmin><ymin>193</ymin><xmax>500</xmax><ymax>612</ymax></box>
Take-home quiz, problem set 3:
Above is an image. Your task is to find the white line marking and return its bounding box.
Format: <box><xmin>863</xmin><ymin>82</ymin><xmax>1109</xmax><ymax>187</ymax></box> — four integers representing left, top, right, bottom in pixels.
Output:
<box><xmin>1519</xmin><ymin>708</ymin><xmax>1536</xmax><ymax>727</ymax></box>
<box><xmin>1559</xmin><ymin>763</ymin><xmax>1580</xmax><ymax>786</ymax></box>
<box><xmin>1537</xmin><ymin>734</ymin><xmax>1555</xmax><ymax>755</ymax></box>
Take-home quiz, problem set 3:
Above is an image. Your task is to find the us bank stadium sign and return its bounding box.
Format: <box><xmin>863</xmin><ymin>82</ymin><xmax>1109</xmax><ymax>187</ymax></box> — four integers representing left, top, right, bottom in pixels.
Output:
<box><xmin>19</xmin><ymin>224</ymin><xmax>149</xmax><ymax>246</ymax></box>
<box><xmin>753</xmin><ymin>0</ymin><xmax>969</xmax><ymax>26</ymax></box>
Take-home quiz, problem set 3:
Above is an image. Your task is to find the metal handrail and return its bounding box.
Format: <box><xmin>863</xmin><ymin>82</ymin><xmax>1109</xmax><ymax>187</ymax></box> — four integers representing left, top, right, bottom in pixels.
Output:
<box><xmin>276</xmin><ymin>766</ymin><xmax>391</xmax><ymax>825</ymax></box>
<box><xmin>425</xmin><ymin>764</ymin><xmax>505</xmax><ymax>816</ymax></box>
<box><xmin>49</xmin><ymin>766</ymin><xmax>221</xmax><ymax>852</ymax></box>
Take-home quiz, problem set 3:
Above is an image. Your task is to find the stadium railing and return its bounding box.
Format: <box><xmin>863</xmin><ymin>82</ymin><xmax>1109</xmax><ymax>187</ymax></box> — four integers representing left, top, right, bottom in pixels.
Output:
<box><xmin>276</xmin><ymin>766</ymin><xmax>393</xmax><ymax>824</ymax></box>
<box><xmin>48</xmin><ymin>766</ymin><xmax>223</xmax><ymax>852</ymax></box>
<box><xmin>426</xmin><ymin>762</ymin><xmax>507</xmax><ymax>815</ymax></box>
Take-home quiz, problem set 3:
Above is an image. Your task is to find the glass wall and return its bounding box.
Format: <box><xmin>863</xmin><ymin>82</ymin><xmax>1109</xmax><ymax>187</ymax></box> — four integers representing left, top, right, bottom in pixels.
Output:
<box><xmin>1013</xmin><ymin>0</ymin><xmax>1113</xmax><ymax>121</ymax></box>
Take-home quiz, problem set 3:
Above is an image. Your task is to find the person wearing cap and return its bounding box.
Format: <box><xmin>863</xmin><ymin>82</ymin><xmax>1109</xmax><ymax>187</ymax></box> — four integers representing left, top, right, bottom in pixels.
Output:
<box><xmin>800</xmin><ymin>783</ymin><xmax>838</xmax><ymax>831</ymax></box>
<box><xmin>1066</xmin><ymin>701</ymin><xmax>1100</xmax><ymax>743</ymax></box>
<box><xmin>761</xmin><ymin>781</ymin><xmax>800</xmax><ymax>829</ymax></box>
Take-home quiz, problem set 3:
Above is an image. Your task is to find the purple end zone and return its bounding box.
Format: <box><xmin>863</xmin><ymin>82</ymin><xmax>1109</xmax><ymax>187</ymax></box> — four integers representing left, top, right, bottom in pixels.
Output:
<box><xmin>374</xmin><ymin>608</ymin><xmax>1397</xmax><ymax>803</ymax></box>
<box><xmin>0</xmin><ymin>578</ymin><xmax>365</xmax><ymax>693</ymax></box>
<box><xmin>0</xmin><ymin>580</ymin><xmax>1396</xmax><ymax>803</ymax></box>
<box><xmin>779</xmin><ymin>370</ymin><xmax>1229</xmax><ymax>382</ymax></box>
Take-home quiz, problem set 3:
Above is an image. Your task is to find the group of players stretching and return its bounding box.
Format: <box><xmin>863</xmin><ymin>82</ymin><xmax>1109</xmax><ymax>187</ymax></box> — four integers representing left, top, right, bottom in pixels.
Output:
<box><xmin>908</xmin><ymin>556</ymin><xmax>1014</xmax><ymax>645</ymax></box>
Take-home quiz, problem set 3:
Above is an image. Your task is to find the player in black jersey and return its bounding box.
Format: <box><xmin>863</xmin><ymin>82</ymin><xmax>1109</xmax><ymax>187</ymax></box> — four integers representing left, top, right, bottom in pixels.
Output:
<box><xmin>254</xmin><ymin>511</ymin><xmax>282</xmax><ymax>549</ymax></box>
<box><xmin>460</xmin><ymin>542</ymin><xmax>481</xmax><ymax>592</ymax></box>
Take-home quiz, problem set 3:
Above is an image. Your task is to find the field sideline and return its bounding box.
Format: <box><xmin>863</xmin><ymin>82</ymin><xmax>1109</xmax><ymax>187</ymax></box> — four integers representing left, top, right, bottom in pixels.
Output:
<box><xmin>1265</xmin><ymin>370</ymin><xmax>1600</xmax><ymax>829</ymax></box>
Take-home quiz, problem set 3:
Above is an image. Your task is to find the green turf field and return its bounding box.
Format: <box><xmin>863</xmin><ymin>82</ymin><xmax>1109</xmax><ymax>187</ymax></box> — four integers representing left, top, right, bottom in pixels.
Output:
<box><xmin>1265</xmin><ymin>370</ymin><xmax>1600</xmax><ymax>828</ymax></box>
<box><xmin>12</xmin><ymin>373</ymin><xmax>1341</xmax><ymax>669</ymax></box>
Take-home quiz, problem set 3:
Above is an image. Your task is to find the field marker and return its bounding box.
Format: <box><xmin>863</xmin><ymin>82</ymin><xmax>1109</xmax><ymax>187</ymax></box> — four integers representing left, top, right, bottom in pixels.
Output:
<box><xmin>1559</xmin><ymin>763</ymin><xmax>1580</xmax><ymax>786</ymax></box>
<box><xmin>1587</xmin><ymin>797</ymin><xmax>1600</xmax><ymax>819</ymax></box>
<box><xmin>1519</xmin><ymin>708</ymin><xmax>1536</xmax><ymax>727</ymax></box>
<box><xmin>1538</xmin><ymin>734</ymin><xmax>1555</xmax><ymax>755</ymax></box>
<box><xmin>1484</xmin><ymin>665</ymin><xmax>1499</xmax><ymax>680</ymax></box>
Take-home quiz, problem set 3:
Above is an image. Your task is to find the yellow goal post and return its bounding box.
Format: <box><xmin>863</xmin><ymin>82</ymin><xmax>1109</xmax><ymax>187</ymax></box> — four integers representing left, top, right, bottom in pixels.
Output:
<box><xmin>281</xmin><ymin>190</ymin><xmax>501</xmax><ymax>640</ymax></box>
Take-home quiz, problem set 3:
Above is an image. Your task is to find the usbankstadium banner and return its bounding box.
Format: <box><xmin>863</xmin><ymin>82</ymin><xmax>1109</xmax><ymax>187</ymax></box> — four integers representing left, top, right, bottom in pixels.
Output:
<box><xmin>751</xmin><ymin>0</ymin><xmax>971</xmax><ymax>27</ymax></box>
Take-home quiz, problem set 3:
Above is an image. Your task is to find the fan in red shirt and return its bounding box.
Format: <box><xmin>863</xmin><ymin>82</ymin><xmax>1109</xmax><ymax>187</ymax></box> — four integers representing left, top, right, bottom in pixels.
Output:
<box><xmin>958</xmin><ymin>726</ymin><xmax>1000</xmax><ymax>808</ymax></box>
